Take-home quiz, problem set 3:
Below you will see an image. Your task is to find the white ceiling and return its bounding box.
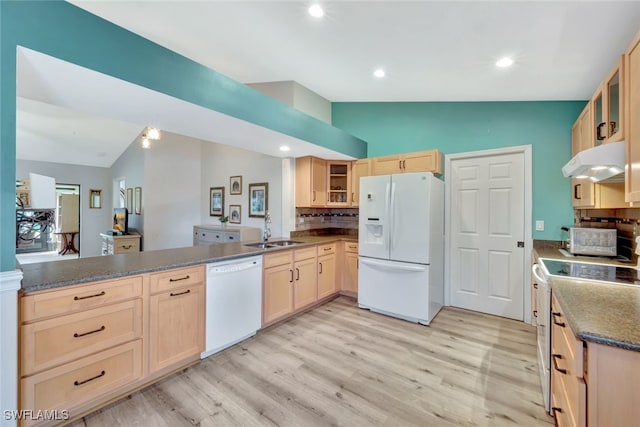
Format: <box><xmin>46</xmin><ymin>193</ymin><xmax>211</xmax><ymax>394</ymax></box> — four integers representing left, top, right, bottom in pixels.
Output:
<box><xmin>69</xmin><ymin>0</ymin><xmax>640</xmax><ymax>102</ymax></box>
<box><xmin>17</xmin><ymin>1</ymin><xmax>640</xmax><ymax>168</ymax></box>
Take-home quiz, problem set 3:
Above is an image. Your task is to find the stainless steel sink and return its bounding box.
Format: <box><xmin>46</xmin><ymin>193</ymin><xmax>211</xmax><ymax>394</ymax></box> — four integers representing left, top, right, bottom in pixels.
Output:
<box><xmin>244</xmin><ymin>242</ymin><xmax>276</xmax><ymax>249</ymax></box>
<box><xmin>269</xmin><ymin>240</ymin><xmax>303</xmax><ymax>247</ymax></box>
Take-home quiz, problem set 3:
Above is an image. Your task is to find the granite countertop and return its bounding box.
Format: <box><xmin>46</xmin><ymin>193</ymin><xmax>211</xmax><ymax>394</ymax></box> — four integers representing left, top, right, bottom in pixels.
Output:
<box><xmin>551</xmin><ymin>277</ymin><xmax>640</xmax><ymax>352</ymax></box>
<box><xmin>19</xmin><ymin>235</ymin><xmax>357</xmax><ymax>293</ymax></box>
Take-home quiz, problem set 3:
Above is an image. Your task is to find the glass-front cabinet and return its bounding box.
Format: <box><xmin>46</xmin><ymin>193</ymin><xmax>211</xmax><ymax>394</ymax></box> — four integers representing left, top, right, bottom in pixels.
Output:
<box><xmin>592</xmin><ymin>89</ymin><xmax>605</xmax><ymax>146</ymax></box>
<box><xmin>604</xmin><ymin>56</ymin><xmax>624</xmax><ymax>143</ymax></box>
<box><xmin>326</xmin><ymin>161</ymin><xmax>351</xmax><ymax>206</ymax></box>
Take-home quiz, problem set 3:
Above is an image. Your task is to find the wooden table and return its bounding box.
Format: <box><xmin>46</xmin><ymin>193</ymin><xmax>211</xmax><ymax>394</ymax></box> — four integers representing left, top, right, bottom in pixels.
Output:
<box><xmin>55</xmin><ymin>231</ymin><xmax>79</xmax><ymax>255</ymax></box>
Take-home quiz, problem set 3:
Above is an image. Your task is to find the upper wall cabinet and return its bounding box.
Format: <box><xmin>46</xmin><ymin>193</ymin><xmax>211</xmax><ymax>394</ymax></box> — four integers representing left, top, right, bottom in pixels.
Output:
<box><xmin>370</xmin><ymin>149</ymin><xmax>443</xmax><ymax>176</ymax></box>
<box><xmin>295</xmin><ymin>156</ymin><xmax>327</xmax><ymax>207</ymax></box>
<box><xmin>625</xmin><ymin>32</ymin><xmax>640</xmax><ymax>203</ymax></box>
<box><xmin>326</xmin><ymin>161</ymin><xmax>352</xmax><ymax>207</ymax></box>
<box><xmin>605</xmin><ymin>56</ymin><xmax>625</xmax><ymax>144</ymax></box>
<box><xmin>350</xmin><ymin>159</ymin><xmax>370</xmax><ymax>207</ymax></box>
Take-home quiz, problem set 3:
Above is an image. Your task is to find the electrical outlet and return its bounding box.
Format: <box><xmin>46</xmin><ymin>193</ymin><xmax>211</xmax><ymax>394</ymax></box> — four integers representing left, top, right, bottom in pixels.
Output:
<box><xmin>535</xmin><ymin>220</ymin><xmax>544</xmax><ymax>231</ymax></box>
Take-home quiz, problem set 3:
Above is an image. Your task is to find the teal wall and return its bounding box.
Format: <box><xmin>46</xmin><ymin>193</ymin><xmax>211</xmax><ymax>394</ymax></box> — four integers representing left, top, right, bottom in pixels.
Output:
<box><xmin>332</xmin><ymin>101</ymin><xmax>586</xmax><ymax>241</ymax></box>
<box><xmin>0</xmin><ymin>1</ymin><xmax>366</xmax><ymax>271</ymax></box>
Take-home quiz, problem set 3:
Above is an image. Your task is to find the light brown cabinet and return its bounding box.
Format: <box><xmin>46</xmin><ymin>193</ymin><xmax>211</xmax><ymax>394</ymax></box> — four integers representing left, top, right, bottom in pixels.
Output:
<box><xmin>370</xmin><ymin>149</ymin><xmax>443</xmax><ymax>176</ymax></box>
<box><xmin>317</xmin><ymin>242</ymin><xmax>337</xmax><ymax>299</ymax></box>
<box><xmin>350</xmin><ymin>158</ymin><xmax>370</xmax><ymax>207</ymax></box>
<box><xmin>551</xmin><ymin>293</ymin><xmax>640</xmax><ymax>427</ymax></box>
<box><xmin>19</xmin><ymin>276</ymin><xmax>144</xmax><ymax>426</ymax></box>
<box><xmin>262</xmin><ymin>247</ymin><xmax>318</xmax><ymax>326</ymax></box>
<box><xmin>148</xmin><ymin>265</ymin><xmax>205</xmax><ymax>374</ymax></box>
<box><xmin>626</xmin><ymin>31</ymin><xmax>640</xmax><ymax>203</ymax></box>
<box><xmin>326</xmin><ymin>161</ymin><xmax>352</xmax><ymax>206</ymax></box>
<box><xmin>342</xmin><ymin>242</ymin><xmax>359</xmax><ymax>295</ymax></box>
<box><xmin>571</xmin><ymin>103</ymin><xmax>596</xmax><ymax>208</ymax></box>
<box><xmin>604</xmin><ymin>56</ymin><xmax>625</xmax><ymax>144</ymax></box>
<box><xmin>100</xmin><ymin>231</ymin><xmax>142</xmax><ymax>255</ymax></box>
<box><xmin>295</xmin><ymin>156</ymin><xmax>327</xmax><ymax>207</ymax></box>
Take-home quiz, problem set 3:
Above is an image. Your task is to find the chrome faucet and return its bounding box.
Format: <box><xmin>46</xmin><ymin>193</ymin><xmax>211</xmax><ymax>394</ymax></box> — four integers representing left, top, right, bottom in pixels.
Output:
<box><xmin>263</xmin><ymin>211</ymin><xmax>271</xmax><ymax>242</ymax></box>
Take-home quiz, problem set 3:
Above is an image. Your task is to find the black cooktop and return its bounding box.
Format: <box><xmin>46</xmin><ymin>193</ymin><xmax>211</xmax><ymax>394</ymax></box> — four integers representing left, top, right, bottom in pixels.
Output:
<box><xmin>541</xmin><ymin>259</ymin><xmax>640</xmax><ymax>286</ymax></box>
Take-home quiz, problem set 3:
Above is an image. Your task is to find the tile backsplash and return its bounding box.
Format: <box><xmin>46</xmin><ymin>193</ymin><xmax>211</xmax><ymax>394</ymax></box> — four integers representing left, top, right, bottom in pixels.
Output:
<box><xmin>295</xmin><ymin>208</ymin><xmax>358</xmax><ymax>231</ymax></box>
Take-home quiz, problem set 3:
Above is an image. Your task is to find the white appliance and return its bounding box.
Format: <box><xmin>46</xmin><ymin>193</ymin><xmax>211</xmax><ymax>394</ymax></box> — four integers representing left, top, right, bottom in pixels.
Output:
<box><xmin>358</xmin><ymin>172</ymin><xmax>444</xmax><ymax>325</ymax></box>
<box><xmin>561</xmin><ymin>140</ymin><xmax>625</xmax><ymax>182</ymax></box>
<box><xmin>531</xmin><ymin>262</ymin><xmax>551</xmax><ymax>413</ymax></box>
<box><xmin>201</xmin><ymin>255</ymin><xmax>262</xmax><ymax>359</ymax></box>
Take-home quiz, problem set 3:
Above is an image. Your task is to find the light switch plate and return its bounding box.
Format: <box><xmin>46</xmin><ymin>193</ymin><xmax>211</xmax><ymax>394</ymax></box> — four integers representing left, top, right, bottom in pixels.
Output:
<box><xmin>535</xmin><ymin>220</ymin><xmax>544</xmax><ymax>231</ymax></box>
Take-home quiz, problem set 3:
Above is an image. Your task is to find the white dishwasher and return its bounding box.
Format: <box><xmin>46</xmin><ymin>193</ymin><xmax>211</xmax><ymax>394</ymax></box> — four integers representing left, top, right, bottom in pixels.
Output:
<box><xmin>201</xmin><ymin>255</ymin><xmax>262</xmax><ymax>359</ymax></box>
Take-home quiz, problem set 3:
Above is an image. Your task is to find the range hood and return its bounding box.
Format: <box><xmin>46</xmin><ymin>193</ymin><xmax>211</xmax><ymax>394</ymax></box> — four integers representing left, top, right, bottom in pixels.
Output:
<box><xmin>562</xmin><ymin>141</ymin><xmax>625</xmax><ymax>183</ymax></box>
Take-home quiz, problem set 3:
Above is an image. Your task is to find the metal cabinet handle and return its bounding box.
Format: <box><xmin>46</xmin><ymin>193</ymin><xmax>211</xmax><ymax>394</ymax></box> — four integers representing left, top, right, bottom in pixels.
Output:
<box><xmin>289</xmin><ymin>270</ymin><xmax>293</xmax><ymax>283</ymax></box>
<box><xmin>552</xmin><ymin>311</ymin><xmax>565</xmax><ymax>327</ymax></box>
<box><xmin>552</xmin><ymin>354</ymin><xmax>567</xmax><ymax>374</ymax></box>
<box><xmin>312</xmin><ymin>190</ymin><xmax>316</xmax><ymax>201</ymax></box>
<box><xmin>121</xmin><ymin>244</ymin><xmax>132</xmax><ymax>249</ymax></box>
<box><xmin>323</xmin><ymin>247</ymin><xmax>331</xmax><ymax>251</ymax></box>
<box><xmin>533</xmin><ymin>283</ymin><xmax>538</xmax><ymax>289</ymax></box>
<box><xmin>533</xmin><ymin>310</ymin><xmax>538</xmax><ymax>318</ymax></box>
<box><xmin>169</xmin><ymin>275</ymin><xmax>190</xmax><ymax>282</ymax></box>
<box><xmin>74</xmin><ymin>291</ymin><xmax>105</xmax><ymax>301</ymax></box>
<box><xmin>170</xmin><ymin>289</ymin><xmax>191</xmax><ymax>297</ymax></box>
<box><xmin>296</xmin><ymin>268</ymin><xmax>300</xmax><ymax>281</ymax></box>
<box><xmin>319</xmin><ymin>262</ymin><xmax>323</xmax><ymax>274</ymax></box>
<box><xmin>596</xmin><ymin>122</ymin><xmax>606</xmax><ymax>140</ymax></box>
<box><xmin>74</xmin><ymin>325</ymin><xmax>106</xmax><ymax>338</ymax></box>
<box><xmin>74</xmin><ymin>370</ymin><xmax>106</xmax><ymax>386</ymax></box>
<box><xmin>351</xmin><ymin>193</ymin><xmax>355</xmax><ymax>203</ymax></box>
<box><xmin>402</xmin><ymin>160</ymin><xmax>406</xmax><ymax>169</ymax></box>
<box><xmin>574</xmin><ymin>183</ymin><xmax>581</xmax><ymax>200</ymax></box>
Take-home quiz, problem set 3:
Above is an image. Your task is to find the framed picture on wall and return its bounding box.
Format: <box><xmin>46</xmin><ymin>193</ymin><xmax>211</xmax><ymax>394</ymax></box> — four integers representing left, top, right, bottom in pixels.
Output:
<box><xmin>134</xmin><ymin>187</ymin><xmax>142</xmax><ymax>215</ymax></box>
<box><xmin>230</xmin><ymin>176</ymin><xmax>242</xmax><ymax>195</ymax></box>
<box><xmin>229</xmin><ymin>204</ymin><xmax>241</xmax><ymax>224</ymax></box>
<box><xmin>210</xmin><ymin>187</ymin><xmax>224</xmax><ymax>217</ymax></box>
<box><xmin>248</xmin><ymin>182</ymin><xmax>268</xmax><ymax>217</ymax></box>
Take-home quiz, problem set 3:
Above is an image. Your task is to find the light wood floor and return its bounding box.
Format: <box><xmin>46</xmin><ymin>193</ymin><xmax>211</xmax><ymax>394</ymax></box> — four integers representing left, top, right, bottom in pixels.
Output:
<box><xmin>70</xmin><ymin>297</ymin><xmax>553</xmax><ymax>426</ymax></box>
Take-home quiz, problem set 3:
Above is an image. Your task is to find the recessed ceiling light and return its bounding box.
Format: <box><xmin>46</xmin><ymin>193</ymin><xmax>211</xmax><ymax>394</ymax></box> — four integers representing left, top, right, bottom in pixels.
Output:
<box><xmin>141</xmin><ymin>138</ymin><xmax>151</xmax><ymax>149</ymax></box>
<box><xmin>308</xmin><ymin>4</ymin><xmax>324</xmax><ymax>18</ymax></box>
<box><xmin>373</xmin><ymin>68</ymin><xmax>385</xmax><ymax>78</ymax></box>
<box><xmin>496</xmin><ymin>57</ymin><xmax>514</xmax><ymax>68</ymax></box>
<box><xmin>279</xmin><ymin>145</ymin><xmax>291</xmax><ymax>152</ymax></box>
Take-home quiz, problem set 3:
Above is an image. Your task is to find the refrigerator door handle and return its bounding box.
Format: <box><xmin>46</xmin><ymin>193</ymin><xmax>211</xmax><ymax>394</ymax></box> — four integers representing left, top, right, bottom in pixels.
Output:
<box><xmin>359</xmin><ymin>257</ymin><xmax>426</xmax><ymax>272</ymax></box>
<box><xmin>385</xmin><ymin>182</ymin><xmax>391</xmax><ymax>252</ymax></box>
<box><xmin>390</xmin><ymin>181</ymin><xmax>397</xmax><ymax>251</ymax></box>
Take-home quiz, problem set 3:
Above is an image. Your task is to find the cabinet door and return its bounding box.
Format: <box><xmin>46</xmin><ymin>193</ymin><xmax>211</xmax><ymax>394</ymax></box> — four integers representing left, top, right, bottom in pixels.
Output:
<box><xmin>626</xmin><ymin>32</ymin><xmax>640</xmax><ymax>202</ymax></box>
<box><xmin>605</xmin><ymin>56</ymin><xmax>624</xmax><ymax>143</ymax></box>
<box><xmin>149</xmin><ymin>284</ymin><xmax>205</xmax><ymax>373</ymax></box>
<box><xmin>326</xmin><ymin>161</ymin><xmax>351</xmax><ymax>206</ymax></box>
<box><xmin>403</xmin><ymin>150</ymin><xmax>443</xmax><ymax>175</ymax></box>
<box><xmin>351</xmin><ymin>159</ymin><xmax>370</xmax><ymax>207</ymax></box>
<box><xmin>592</xmin><ymin>88</ymin><xmax>605</xmax><ymax>146</ymax></box>
<box><xmin>317</xmin><ymin>254</ymin><xmax>337</xmax><ymax>299</ymax></box>
<box><xmin>263</xmin><ymin>263</ymin><xmax>294</xmax><ymax>324</ymax></box>
<box><xmin>293</xmin><ymin>257</ymin><xmax>317</xmax><ymax>310</ymax></box>
<box><xmin>371</xmin><ymin>155</ymin><xmax>402</xmax><ymax>175</ymax></box>
<box><xmin>311</xmin><ymin>157</ymin><xmax>327</xmax><ymax>207</ymax></box>
<box><xmin>571</xmin><ymin>179</ymin><xmax>595</xmax><ymax>208</ymax></box>
<box><xmin>343</xmin><ymin>252</ymin><xmax>359</xmax><ymax>293</ymax></box>
<box><xmin>578</xmin><ymin>102</ymin><xmax>594</xmax><ymax>152</ymax></box>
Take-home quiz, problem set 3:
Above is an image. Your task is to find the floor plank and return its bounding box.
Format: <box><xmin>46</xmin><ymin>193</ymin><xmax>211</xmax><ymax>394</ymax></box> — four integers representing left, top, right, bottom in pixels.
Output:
<box><xmin>69</xmin><ymin>297</ymin><xmax>553</xmax><ymax>426</ymax></box>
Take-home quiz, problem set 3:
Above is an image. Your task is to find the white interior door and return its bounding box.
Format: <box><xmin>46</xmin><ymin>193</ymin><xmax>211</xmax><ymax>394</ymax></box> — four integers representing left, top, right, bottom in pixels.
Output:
<box><xmin>449</xmin><ymin>151</ymin><xmax>525</xmax><ymax>320</ymax></box>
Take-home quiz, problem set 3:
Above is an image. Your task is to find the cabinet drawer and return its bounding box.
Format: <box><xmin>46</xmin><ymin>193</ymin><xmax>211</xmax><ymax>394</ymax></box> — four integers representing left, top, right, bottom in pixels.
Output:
<box><xmin>264</xmin><ymin>250</ymin><xmax>293</xmax><ymax>268</ymax></box>
<box><xmin>294</xmin><ymin>246</ymin><xmax>316</xmax><ymax>261</ymax></box>
<box><xmin>21</xmin><ymin>299</ymin><xmax>142</xmax><ymax>376</ymax></box>
<box><xmin>21</xmin><ymin>276</ymin><xmax>143</xmax><ymax>322</ymax></box>
<box><xmin>199</xmin><ymin>230</ymin><xmax>224</xmax><ymax>243</ymax></box>
<box><xmin>344</xmin><ymin>242</ymin><xmax>359</xmax><ymax>253</ymax></box>
<box><xmin>317</xmin><ymin>242</ymin><xmax>336</xmax><ymax>256</ymax></box>
<box><xmin>224</xmin><ymin>232</ymin><xmax>240</xmax><ymax>242</ymax></box>
<box><xmin>113</xmin><ymin>237</ymin><xmax>139</xmax><ymax>254</ymax></box>
<box><xmin>21</xmin><ymin>340</ymin><xmax>142</xmax><ymax>424</ymax></box>
<box><xmin>149</xmin><ymin>265</ymin><xmax>205</xmax><ymax>295</ymax></box>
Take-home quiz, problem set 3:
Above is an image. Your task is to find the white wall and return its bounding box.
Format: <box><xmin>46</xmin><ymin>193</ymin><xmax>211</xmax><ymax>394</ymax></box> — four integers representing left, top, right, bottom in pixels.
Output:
<box><xmin>111</xmin><ymin>137</ymin><xmax>145</xmax><ymax>233</ymax></box>
<box><xmin>201</xmin><ymin>142</ymin><xmax>284</xmax><ymax>238</ymax></box>
<box><xmin>248</xmin><ymin>81</ymin><xmax>331</xmax><ymax>124</ymax></box>
<box><xmin>143</xmin><ymin>133</ymin><xmax>202</xmax><ymax>250</ymax></box>
<box><xmin>16</xmin><ymin>160</ymin><xmax>111</xmax><ymax>257</ymax></box>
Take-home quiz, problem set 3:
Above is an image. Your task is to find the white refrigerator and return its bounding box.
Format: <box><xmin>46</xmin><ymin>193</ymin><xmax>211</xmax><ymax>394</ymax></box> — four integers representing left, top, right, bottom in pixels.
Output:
<box><xmin>358</xmin><ymin>172</ymin><xmax>444</xmax><ymax>325</ymax></box>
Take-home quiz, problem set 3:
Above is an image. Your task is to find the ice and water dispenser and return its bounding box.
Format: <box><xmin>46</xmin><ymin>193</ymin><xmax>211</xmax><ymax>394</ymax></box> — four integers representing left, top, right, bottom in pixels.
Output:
<box><xmin>360</xmin><ymin>188</ymin><xmax>386</xmax><ymax>247</ymax></box>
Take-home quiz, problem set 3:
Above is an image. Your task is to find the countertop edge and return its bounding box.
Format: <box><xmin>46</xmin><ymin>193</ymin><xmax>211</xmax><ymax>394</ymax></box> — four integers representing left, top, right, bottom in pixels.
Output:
<box><xmin>20</xmin><ymin>236</ymin><xmax>357</xmax><ymax>294</ymax></box>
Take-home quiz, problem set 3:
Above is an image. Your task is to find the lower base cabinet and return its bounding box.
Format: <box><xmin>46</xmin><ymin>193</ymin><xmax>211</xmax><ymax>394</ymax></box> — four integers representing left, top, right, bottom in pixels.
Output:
<box><xmin>551</xmin><ymin>293</ymin><xmax>640</xmax><ymax>427</ymax></box>
<box><xmin>19</xmin><ymin>266</ymin><xmax>205</xmax><ymax>426</ymax></box>
<box><xmin>317</xmin><ymin>243</ymin><xmax>337</xmax><ymax>299</ymax></box>
<box><xmin>148</xmin><ymin>266</ymin><xmax>205</xmax><ymax>373</ymax></box>
<box><xmin>342</xmin><ymin>242</ymin><xmax>359</xmax><ymax>294</ymax></box>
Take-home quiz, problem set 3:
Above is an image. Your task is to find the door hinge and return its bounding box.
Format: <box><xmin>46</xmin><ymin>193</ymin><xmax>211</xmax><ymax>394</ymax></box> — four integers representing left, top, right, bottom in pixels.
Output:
<box><xmin>517</xmin><ymin>241</ymin><xmax>525</xmax><ymax>248</ymax></box>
